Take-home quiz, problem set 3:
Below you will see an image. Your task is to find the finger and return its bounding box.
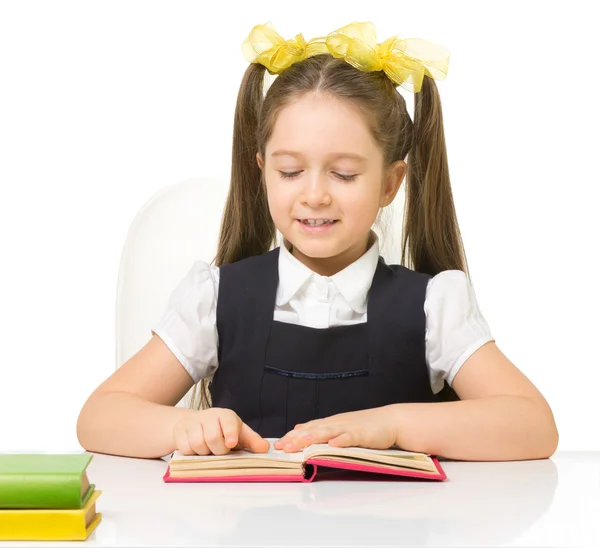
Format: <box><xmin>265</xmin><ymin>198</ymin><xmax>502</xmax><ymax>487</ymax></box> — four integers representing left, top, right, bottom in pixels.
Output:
<box><xmin>219</xmin><ymin>413</ymin><xmax>241</xmax><ymax>449</ymax></box>
<box><xmin>274</xmin><ymin>432</ymin><xmax>313</xmax><ymax>450</ymax></box>
<box><xmin>186</xmin><ymin>422</ymin><xmax>211</xmax><ymax>455</ymax></box>
<box><xmin>328</xmin><ymin>432</ymin><xmax>354</xmax><ymax>447</ymax></box>
<box><xmin>173</xmin><ymin>423</ymin><xmax>194</xmax><ymax>455</ymax></box>
<box><xmin>202</xmin><ymin>417</ymin><xmax>229</xmax><ymax>455</ymax></box>
<box><xmin>274</xmin><ymin>420</ymin><xmax>316</xmax><ymax>449</ymax></box>
<box><xmin>238</xmin><ymin>423</ymin><xmax>270</xmax><ymax>453</ymax></box>
<box><xmin>280</xmin><ymin>425</ymin><xmax>338</xmax><ymax>452</ymax></box>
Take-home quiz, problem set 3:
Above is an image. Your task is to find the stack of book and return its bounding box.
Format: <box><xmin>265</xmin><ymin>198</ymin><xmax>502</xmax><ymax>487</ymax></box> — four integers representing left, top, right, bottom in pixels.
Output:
<box><xmin>0</xmin><ymin>453</ymin><xmax>102</xmax><ymax>541</ymax></box>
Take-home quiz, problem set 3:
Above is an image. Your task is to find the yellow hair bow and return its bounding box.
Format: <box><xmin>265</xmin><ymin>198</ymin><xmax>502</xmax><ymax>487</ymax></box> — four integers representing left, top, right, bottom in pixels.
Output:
<box><xmin>242</xmin><ymin>22</ymin><xmax>450</xmax><ymax>93</ymax></box>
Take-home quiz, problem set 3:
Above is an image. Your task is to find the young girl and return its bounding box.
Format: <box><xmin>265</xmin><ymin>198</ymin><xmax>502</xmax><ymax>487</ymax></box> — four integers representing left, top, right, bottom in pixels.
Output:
<box><xmin>77</xmin><ymin>22</ymin><xmax>558</xmax><ymax>462</ymax></box>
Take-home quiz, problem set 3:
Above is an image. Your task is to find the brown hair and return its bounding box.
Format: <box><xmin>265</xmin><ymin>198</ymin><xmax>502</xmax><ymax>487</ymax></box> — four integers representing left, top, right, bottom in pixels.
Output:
<box><xmin>190</xmin><ymin>53</ymin><xmax>470</xmax><ymax>410</ymax></box>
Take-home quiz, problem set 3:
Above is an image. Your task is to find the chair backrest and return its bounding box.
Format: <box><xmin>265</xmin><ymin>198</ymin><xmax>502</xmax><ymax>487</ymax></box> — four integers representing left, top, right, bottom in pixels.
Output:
<box><xmin>115</xmin><ymin>177</ymin><xmax>228</xmax><ymax>371</ymax></box>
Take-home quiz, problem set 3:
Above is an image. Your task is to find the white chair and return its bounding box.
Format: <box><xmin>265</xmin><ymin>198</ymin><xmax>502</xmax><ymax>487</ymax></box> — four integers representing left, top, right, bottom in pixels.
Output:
<box><xmin>115</xmin><ymin>176</ymin><xmax>405</xmax><ymax>405</ymax></box>
<box><xmin>115</xmin><ymin>177</ymin><xmax>229</xmax><ymax>402</ymax></box>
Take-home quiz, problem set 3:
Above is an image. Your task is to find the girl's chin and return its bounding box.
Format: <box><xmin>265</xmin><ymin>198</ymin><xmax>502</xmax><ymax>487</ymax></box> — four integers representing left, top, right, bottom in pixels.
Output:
<box><xmin>287</xmin><ymin>240</ymin><xmax>342</xmax><ymax>259</ymax></box>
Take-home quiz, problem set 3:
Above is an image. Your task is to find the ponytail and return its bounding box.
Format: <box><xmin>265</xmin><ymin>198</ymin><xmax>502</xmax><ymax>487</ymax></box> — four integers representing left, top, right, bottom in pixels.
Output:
<box><xmin>402</xmin><ymin>76</ymin><xmax>471</xmax><ymax>281</ymax></box>
<box><xmin>215</xmin><ymin>63</ymin><xmax>276</xmax><ymax>267</ymax></box>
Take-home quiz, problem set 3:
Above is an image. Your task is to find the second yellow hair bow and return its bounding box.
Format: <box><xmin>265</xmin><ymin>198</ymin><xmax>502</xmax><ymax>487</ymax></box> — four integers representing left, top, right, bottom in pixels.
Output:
<box><xmin>241</xmin><ymin>22</ymin><xmax>450</xmax><ymax>93</ymax></box>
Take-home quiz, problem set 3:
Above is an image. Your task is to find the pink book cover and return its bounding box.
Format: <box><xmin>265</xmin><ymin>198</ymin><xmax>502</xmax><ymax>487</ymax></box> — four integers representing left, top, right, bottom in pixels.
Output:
<box><xmin>163</xmin><ymin>445</ymin><xmax>447</xmax><ymax>483</ymax></box>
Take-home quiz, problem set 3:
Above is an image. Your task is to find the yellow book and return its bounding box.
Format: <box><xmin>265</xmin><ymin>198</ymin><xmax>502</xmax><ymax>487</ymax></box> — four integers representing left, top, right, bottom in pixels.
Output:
<box><xmin>0</xmin><ymin>489</ymin><xmax>102</xmax><ymax>541</ymax></box>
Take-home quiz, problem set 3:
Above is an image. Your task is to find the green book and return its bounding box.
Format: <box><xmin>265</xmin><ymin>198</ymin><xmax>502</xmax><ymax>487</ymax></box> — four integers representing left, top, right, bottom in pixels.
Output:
<box><xmin>0</xmin><ymin>454</ymin><xmax>95</xmax><ymax>509</ymax></box>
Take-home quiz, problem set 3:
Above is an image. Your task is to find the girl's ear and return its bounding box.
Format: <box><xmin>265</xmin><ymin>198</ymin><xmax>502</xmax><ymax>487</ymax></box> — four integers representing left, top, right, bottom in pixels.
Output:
<box><xmin>256</xmin><ymin>152</ymin><xmax>264</xmax><ymax>171</ymax></box>
<box><xmin>380</xmin><ymin>160</ymin><xmax>406</xmax><ymax>207</ymax></box>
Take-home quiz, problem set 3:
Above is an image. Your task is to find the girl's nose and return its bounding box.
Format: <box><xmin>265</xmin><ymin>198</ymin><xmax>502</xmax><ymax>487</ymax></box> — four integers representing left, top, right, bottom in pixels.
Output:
<box><xmin>299</xmin><ymin>177</ymin><xmax>332</xmax><ymax>207</ymax></box>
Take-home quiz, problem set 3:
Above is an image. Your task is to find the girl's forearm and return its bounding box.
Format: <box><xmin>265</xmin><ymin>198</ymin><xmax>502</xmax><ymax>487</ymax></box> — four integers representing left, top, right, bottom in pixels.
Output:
<box><xmin>388</xmin><ymin>395</ymin><xmax>558</xmax><ymax>461</ymax></box>
<box><xmin>76</xmin><ymin>391</ymin><xmax>197</xmax><ymax>459</ymax></box>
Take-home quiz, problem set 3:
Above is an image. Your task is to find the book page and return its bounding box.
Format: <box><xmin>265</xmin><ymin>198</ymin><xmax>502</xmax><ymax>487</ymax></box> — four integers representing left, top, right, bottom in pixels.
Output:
<box><xmin>169</xmin><ymin>467</ymin><xmax>304</xmax><ymax>478</ymax></box>
<box><xmin>305</xmin><ymin>454</ymin><xmax>436</xmax><ymax>473</ymax></box>
<box><xmin>302</xmin><ymin>444</ymin><xmax>436</xmax><ymax>472</ymax></box>
<box><xmin>171</xmin><ymin>438</ymin><xmax>304</xmax><ymax>464</ymax></box>
<box><xmin>171</xmin><ymin>458</ymin><xmax>299</xmax><ymax>471</ymax></box>
<box><xmin>302</xmin><ymin>444</ymin><xmax>430</xmax><ymax>461</ymax></box>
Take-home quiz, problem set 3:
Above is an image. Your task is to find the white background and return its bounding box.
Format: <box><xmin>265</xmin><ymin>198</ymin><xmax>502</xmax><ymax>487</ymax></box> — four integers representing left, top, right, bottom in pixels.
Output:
<box><xmin>1</xmin><ymin>1</ymin><xmax>598</xmax><ymax>453</ymax></box>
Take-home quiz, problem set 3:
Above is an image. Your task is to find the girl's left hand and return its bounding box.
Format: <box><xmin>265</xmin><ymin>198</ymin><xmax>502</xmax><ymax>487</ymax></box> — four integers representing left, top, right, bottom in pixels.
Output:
<box><xmin>273</xmin><ymin>406</ymin><xmax>398</xmax><ymax>452</ymax></box>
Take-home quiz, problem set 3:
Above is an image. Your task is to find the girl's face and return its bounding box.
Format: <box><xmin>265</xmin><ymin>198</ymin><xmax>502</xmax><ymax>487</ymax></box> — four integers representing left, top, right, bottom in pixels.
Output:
<box><xmin>257</xmin><ymin>92</ymin><xmax>405</xmax><ymax>275</ymax></box>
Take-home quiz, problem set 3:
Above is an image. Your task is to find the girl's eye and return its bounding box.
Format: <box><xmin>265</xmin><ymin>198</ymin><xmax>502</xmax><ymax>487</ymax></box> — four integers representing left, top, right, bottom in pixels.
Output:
<box><xmin>335</xmin><ymin>173</ymin><xmax>357</xmax><ymax>181</ymax></box>
<box><xmin>278</xmin><ymin>171</ymin><xmax>301</xmax><ymax>179</ymax></box>
<box><xmin>277</xmin><ymin>171</ymin><xmax>357</xmax><ymax>181</ymax></box>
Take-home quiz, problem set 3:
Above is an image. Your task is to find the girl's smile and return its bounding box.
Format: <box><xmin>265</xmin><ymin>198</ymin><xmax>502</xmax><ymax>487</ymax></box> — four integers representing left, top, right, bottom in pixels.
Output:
<box><xmin>297</xmin><ymin>218</ymin><xmax>339</xmax><ymax>233</ymax></box>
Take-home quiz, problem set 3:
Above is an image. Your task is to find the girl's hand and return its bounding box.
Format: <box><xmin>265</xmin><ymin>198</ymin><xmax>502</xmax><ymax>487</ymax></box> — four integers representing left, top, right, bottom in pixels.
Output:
<box><xmin>273</xmin><ymin>407</ymin><xmax>398</xmax><ymax>453</ymax></box>
<box><xmin>173</xmin><ymin>407</ymin><xmax>270</xmax><ymax>456</ymax></box>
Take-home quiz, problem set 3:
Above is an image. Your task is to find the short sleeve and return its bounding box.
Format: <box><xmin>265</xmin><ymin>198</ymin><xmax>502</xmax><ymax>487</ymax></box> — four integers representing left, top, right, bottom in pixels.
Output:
<box><xmin>151</xmin><ymin>261</ymin><xmax>220</xmax><ymax>384</ymax></box>
<box><xmin>424</xmin><ymin>270</ymin><xmax>495</xmax><ymax>393</ymax></box>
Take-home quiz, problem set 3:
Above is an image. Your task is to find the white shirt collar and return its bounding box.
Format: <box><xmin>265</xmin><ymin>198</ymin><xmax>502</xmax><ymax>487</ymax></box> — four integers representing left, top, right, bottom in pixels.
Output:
<box><xmin>276</xmin><ymin>232</ymin><xmax>380</xmax><ymax>314</ymax></box>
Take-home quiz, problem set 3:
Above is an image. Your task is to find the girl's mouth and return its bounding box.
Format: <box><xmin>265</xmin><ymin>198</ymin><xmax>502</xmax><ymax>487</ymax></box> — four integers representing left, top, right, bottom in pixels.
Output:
<box><xmin>297</xmin><ymin>219</ymin><xmax>339</xmax><ymax>232</ymax></box>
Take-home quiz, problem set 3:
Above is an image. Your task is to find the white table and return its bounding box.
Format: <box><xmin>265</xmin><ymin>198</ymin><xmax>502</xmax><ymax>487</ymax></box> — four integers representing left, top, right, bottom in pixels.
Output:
<box><xmin>1</xmin><ymin>451</ymin><xmax>599</xmax><ymax>547</ymax></box>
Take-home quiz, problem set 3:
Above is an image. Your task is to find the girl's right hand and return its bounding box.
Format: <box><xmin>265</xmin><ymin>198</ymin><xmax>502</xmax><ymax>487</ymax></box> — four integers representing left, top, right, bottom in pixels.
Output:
<box><xmin>173</xmin><ymin>407</ymin><xmax>270</xmax><ymax>456</ymax></box>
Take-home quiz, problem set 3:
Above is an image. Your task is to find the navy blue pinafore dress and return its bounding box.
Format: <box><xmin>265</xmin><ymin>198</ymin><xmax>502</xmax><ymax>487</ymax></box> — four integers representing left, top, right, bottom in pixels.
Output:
<box><xmin>209</xmin><ymin>248</ymin><xmax>458</xmax><ymax>438</ymax></box>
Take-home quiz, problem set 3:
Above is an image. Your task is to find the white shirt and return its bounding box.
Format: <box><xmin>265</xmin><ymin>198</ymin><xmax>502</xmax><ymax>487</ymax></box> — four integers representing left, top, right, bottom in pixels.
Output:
<box><xmin>152</xmin><ymin>235</ymin><xmax>494</xmax><ymax>394</ymax></box>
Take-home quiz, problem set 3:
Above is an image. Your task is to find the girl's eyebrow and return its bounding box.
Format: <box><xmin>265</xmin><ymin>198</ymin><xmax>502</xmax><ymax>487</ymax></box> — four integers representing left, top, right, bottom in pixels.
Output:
<box><xmin>271</xmin><ymin>149</ymin><xmax>367</xmax><ymax>162</ymax></box>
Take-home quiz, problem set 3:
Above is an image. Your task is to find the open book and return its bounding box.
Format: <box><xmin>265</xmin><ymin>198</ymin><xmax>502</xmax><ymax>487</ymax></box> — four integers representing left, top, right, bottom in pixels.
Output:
<box><xmin>163</xmin><ymin>439</ymin><xmax>446</xmax><ymax>483</ymax></box>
